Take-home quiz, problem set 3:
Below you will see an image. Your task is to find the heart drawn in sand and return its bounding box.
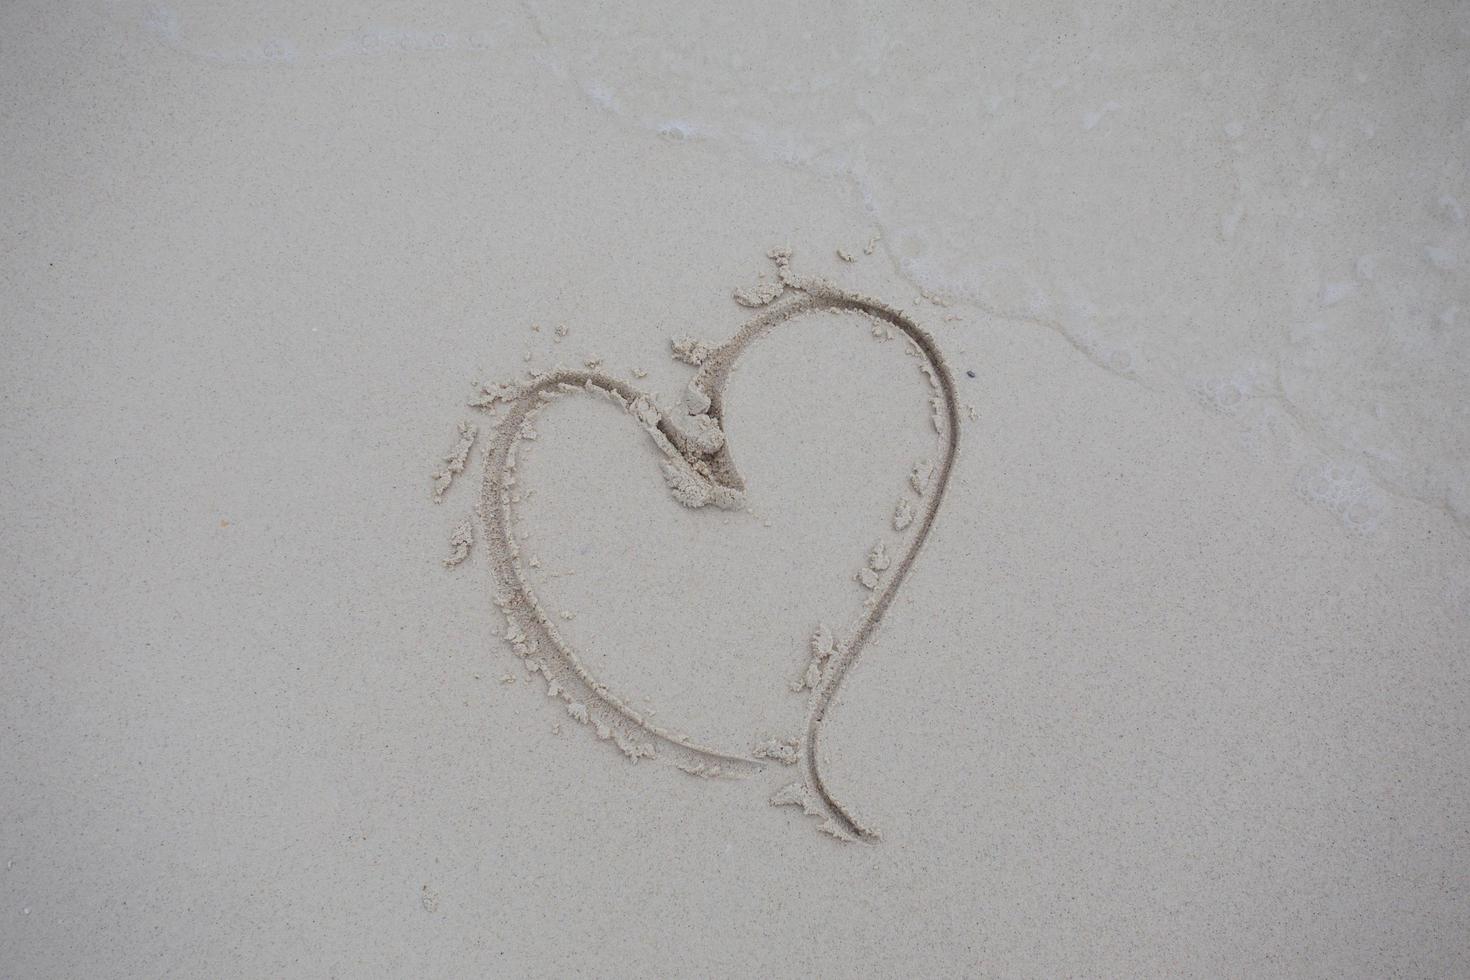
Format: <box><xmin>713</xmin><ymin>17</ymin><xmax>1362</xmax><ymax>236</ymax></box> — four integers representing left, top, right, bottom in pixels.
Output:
<box><xmin>434</xmin><ymin>249</ymin><xmax>960</xmax><ymax>842</ymax></box>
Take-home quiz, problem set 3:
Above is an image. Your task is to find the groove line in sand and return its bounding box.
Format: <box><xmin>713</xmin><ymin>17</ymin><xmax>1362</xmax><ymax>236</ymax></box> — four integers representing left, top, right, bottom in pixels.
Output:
<box><xmin>446</xmin><ymin>251</ymin><xmax>961</xmax><ymax>841</ymax></box>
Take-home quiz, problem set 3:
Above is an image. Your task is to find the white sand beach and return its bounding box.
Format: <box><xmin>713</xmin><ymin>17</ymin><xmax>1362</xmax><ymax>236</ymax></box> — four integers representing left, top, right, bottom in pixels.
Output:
<box><xmin>2</xmin><ymin>1</ymin><xmax>1468</xmax><ymax>976</ymax></box>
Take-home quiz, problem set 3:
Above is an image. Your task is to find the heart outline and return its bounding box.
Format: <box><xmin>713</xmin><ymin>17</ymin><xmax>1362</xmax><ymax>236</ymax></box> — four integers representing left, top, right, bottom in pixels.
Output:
<box><xmin>468</xmin><ymin>252</ymin><xmax>959</xmax><ymax>841</ymax></box>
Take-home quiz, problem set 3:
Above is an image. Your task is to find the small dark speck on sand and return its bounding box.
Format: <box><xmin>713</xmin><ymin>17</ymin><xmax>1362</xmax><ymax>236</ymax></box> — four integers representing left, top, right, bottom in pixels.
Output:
<box><xmin>966</xmin><ymin>369</ymin><xmax>976</xmax><ymax>378</ymax></box>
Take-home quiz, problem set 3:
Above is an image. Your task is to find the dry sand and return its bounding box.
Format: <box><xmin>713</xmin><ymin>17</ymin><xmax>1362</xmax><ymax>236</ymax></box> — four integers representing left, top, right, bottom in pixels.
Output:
<box><xmin>2</xmin><ymin>1</ymin><xmax>1468</xmax><ymax>976</ymax></box>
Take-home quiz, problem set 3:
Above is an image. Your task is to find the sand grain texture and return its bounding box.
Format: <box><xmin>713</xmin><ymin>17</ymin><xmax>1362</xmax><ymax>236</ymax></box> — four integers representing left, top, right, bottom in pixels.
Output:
<box><xmin>2</xmin><ymin>0</ymin><xmax>1468</xmax><ymax>977</ymax></box>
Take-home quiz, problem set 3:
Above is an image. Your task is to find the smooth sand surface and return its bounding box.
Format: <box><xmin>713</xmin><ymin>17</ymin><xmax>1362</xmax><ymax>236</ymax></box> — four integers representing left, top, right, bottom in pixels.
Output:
<box><xmin>3</xmin><ymin>2</ymin><xmax>1468</xmax><ymax>976</ymax></box>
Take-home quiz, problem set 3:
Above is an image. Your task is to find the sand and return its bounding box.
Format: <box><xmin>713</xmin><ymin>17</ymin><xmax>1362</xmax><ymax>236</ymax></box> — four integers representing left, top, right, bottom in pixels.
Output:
<box><xmin>2</xmin><ymin>1</ymin><xmax>1468</xmax><ymax>976</ymax></box>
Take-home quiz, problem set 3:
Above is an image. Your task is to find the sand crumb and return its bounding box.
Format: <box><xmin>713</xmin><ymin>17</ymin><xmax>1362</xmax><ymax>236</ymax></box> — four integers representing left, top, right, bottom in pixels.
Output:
<box><xmin>910</xmin><ymin>460</ymin><xmax>935</xmax><ymax>495</ymax></box>
<box><xmin>442</xmin><ymin>517</ymin><xmax>474</xmax><ymax>566</ymax></box>
<box><xmin>919</xmin><ymin>361</ymin><xmax>940</xmax><ymax>389</ymax></box>
<box><xmin>670</xmin><ymin>335</ymin><xmax>712</xmax><ymax>366</ymax></box>
<box><xmin>733</xmin><ymin>279</ymin><xmax>785</xmax><ymax>308</ymax></box>
<box><xmin>752</xmin><ymin>736</ymin><xmax>799</xmax><ymax>765</ymax></box>
<box><xmin>431</xmin><ymin>420</ymin><xmax>478</xmax><ymax>501</ymax></box>
<box><xmin>660</xmin><ymin>457</ymin><xmax>716</xmax><ymax>508</ymax></box>
<box><xmin>792</xmin><ymin>657</ymin><xmax>825</xmax><ymax>692</ymax></box>
<box><xmin>767</xmin><ymin>245</ymin><xmax>797</xmax><ymax>286</ymax></box>
<box><xmin>770</xmin><ymin>782</ymin><xmax>814</xmax><ymax>810</ymax></box>
<box><xmin>468</xmin><ymin>382</ymin><xmax>519</xmax><ymax>410</ymax></box>
<box><xmin>811</xmin><ymin>623</ymin><xmax>835</xmax><ymax>658</ymax></box>
<box><xmin>792</xmin><ymin>623</ymin><xmax>839</xmax><ymax>692</ymax></box>
<box><xmin>683</xmin><ymin>381</ymin><xmax>712</xmax><ymax>414</ymax></box>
